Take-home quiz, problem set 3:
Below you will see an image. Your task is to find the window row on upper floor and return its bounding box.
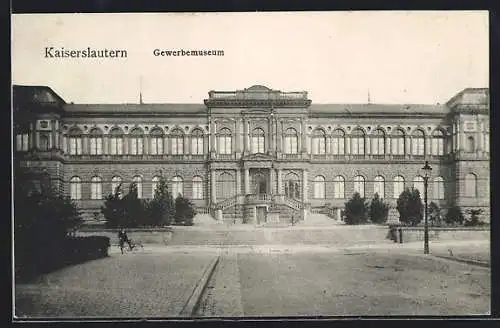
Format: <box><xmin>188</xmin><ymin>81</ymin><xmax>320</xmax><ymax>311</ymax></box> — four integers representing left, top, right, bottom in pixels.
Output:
<box><xmin>15</xmin><ymin>127</ymin><xmax>487</xmax><ymax>156</ymax></box>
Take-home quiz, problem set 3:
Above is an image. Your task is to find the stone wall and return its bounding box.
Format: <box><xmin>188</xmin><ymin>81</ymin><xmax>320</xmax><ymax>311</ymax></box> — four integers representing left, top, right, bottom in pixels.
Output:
<box><xmin>395</xmin><ymin>226</ymin><xmax>490</xmax><ymax>243</ymax></box>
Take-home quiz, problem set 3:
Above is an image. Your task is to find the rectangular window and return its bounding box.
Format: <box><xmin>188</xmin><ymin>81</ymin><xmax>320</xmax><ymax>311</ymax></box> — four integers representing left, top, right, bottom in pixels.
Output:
<box><xmin>110</xmin><ymin>138</ymin><xmax>123</xmax><ymax>155</ymax></box>
<box><xmin>69</xmin><ymin>137</ymin><xmax>82</xmax><ymax>155</ymax></box>
<box><xmin>90</xmin><ymin>138</ymin><xmax>102</xmax><ymax>155</ymax></box>
<box><xmin>412</xmin><ymin>138</ymin><xmax>425</xmax><ymax>156</ymax></box>
<box><xmin>91</xmin><ymin>183</ymin><xmax>102</xmax><ymax>200</ymax></box>
<box><xmin>391</xmin><ymin>138</ymin><xmax>404</xmax><ymax>155</ymax></box>
<box><xmin>130</xmin><ymin>138</ymin><xmax>143</xmax><ymax>155</ymax></box>
<box><xmin>172</xmin><ymin>138</ymin><xmax>184</xmax><ymax>155</ymax></box>
<box><xmin>16</xmin><ymin>133</ymin><xmax>29</xmax><ymax>151</ymax></box>
<box><xmin>432</xmin><ymin>138</ymin><xmax>444</xmax><ymax>156</ymax></box>
<box><xmin>191</xmin><ymin>138</ymin><xmax>204</xmax><ymax>155</ymax></box>
<box><xmin>151</xmin><ymin>137</ymin><xmax>163</xmax><ymax>155</ymax></box>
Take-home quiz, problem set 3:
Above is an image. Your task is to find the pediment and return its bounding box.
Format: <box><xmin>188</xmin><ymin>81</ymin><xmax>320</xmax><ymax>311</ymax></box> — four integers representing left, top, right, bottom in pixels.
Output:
<box><xmin>242</xmin><ymin>153</ymin><xmax>274</xmax><ymax>161</ymax></box>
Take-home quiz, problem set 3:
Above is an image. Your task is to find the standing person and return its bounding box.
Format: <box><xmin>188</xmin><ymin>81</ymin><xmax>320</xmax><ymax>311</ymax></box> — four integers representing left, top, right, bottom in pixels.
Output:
<box><xmin>118</xmin><ymin>228</ymin><xmax>133</xmax><ymax>253</ymax></box>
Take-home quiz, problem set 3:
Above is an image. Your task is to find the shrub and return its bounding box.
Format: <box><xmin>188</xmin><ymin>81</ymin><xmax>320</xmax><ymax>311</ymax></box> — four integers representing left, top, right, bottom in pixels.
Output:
<box><xmin>396</xmin><ymin>188</ymin><xmax>423</xmax><ymax>226</ymax></box>
<box><xmin>145</xmin><ymin>176</ymin><xmax>175</xmax><ymax>226</ymax></box>
<box><xmin>464</xmin><ymin>209</ymin><xmax>485</xmax><ymax>227</ymax></box>
<box><xmin>344</xmin><ymin>192</ymin><xmax>369</xmax><ymax>225</ymax></box>
<box><xmin>428</xmin><ymin>202</ymin><xmax>442</xmax><ymax>226</ymax></box>
<box><xmin>369</xmin><ymin>193</ymin><xmax>389</xmax><ymax>224</ymax></box>
<box><xmin>174</xmin><ymin>195</ymin><xmax>196</xmax><ymax>226</ymax></box>
<box><xmin>101</xmin><ymin>183</ymin><xmax>126</xmax><ymax>228</ymax></box>
<box><xmin>444</xmin><ymin>205</ymin><xmax>464</xmax><ymax>225</ymax></box>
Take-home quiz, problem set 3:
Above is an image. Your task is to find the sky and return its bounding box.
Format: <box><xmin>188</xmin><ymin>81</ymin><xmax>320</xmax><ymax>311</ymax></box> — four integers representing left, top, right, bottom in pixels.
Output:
<box><xmin>11</xmin><ymin>11</ymin><xmax>488</xmax><ymax>104</ymax></box>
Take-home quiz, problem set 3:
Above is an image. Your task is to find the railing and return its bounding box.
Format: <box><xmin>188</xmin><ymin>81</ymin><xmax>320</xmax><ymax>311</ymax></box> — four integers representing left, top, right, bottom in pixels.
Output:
<box><xmin>208</xmin><ymin>90</ymin><xmax>308</xmax><ymax>100</ymax></box>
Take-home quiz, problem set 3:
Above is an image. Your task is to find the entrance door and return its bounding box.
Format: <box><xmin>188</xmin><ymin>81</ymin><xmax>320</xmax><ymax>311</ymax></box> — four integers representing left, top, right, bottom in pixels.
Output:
<box><xmin>253</xmin><ymin>172</ymin><xmax>268</xmax><ymax>194</ymax></box>
<box><xmin>256</xmin><ymin>206</ymin><xmax>266</xmax><ymax>224</ymax></box>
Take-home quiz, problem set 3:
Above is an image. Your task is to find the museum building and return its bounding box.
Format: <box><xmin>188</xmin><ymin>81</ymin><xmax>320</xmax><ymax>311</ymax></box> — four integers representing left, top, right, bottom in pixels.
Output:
<box><xmin>13</xmin><ymin>84</ymin><xmax>490</xmax><ymax>224</ymax></box>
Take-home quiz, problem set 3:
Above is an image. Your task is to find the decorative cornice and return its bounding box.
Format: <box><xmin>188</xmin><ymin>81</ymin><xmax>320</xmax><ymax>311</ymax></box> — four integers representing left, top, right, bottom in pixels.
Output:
<box><xmin>204</xmin><ymin>99</ymin><xmax>312</xmax><ymax>108</ymax></box>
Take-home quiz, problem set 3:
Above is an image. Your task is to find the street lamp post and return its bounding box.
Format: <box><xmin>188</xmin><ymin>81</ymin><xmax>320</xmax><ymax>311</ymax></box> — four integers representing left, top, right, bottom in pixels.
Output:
<box><xmin>422</xmin><ymin>161</ymin><xmax>432</xmax><ymax>254</ymax></box>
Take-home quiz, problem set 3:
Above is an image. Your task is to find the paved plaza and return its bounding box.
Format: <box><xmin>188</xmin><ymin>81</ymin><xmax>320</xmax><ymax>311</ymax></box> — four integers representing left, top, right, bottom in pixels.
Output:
<box><xmin>14</xmin><ymin>240</ymin><xmax>490</xmax><ymax>318</ymax></box>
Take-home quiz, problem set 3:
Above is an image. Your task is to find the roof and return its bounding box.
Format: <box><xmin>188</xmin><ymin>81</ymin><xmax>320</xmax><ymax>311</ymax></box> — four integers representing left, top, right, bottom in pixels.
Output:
<box><xmin>309</xmin><ymin>103</ymin><xmax>449</xmax><ymax>115</ymax></box>
<box><xmin>13</xmin><ymin>85</ymin><xmax>66</xmax><ymax>106</ymax></box>
<box><xmin>63</xmin><ymin>103</ymin><xmax>206</xmax><ymax>114</ymax></box>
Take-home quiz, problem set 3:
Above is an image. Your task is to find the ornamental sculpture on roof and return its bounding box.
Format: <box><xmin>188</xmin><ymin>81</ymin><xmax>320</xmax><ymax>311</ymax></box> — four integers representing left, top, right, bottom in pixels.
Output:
<box><xmin>204</xmin><ymin>85</ymin><xmax>311</xmax><ymax>108</ymax></box>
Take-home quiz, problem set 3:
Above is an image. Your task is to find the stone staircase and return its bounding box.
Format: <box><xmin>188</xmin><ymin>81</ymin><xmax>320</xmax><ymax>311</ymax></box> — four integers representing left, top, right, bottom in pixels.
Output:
<box><xmin>167</xmin><ymin>224</ymin><xmax>392</xmax><ymax>247</ymax></box>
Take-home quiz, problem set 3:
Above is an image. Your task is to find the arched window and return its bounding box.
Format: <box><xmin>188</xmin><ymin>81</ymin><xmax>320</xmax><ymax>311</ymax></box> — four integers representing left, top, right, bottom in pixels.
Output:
<box><xmin>151</xmin><ymin>176</ymin><xmax>161</xmax><ymax>198</ymax></box>
<box><xmin>111</xmin><ymin>176</ymin><xmax>122</xmax><ymax>196</ymax></box>
<box><xmin>391</xmin><ymin>129</ymin><xmax>405</xmax><ymax>155</ymax></box>
<box><xmin>70</xmin><ymin>176</ymin><xmax>81</xmax><ymax>200</ymax></box>
<box><xmin>191</xmin><ymin>129</ymin><xmax>204</xmax><ymax>155</ymax></box>
<box><xmin>465</xmin><ymin>173</ymin><xmax>477</xmax><ymax>197</ymax></box>
<box><xmin>374</xmin><ymin>176</ymin><xmax>385</xmax><ymax>198</ymax></box>
<box><xmin>312</xmin><ymin>129</ymin><xmax>326</xmax><ymax>154</ymax></box>
<box><xmin>251</xmin><ymin>128</ymin><xmax>265</xmax><ymax>153</ymax></box>
<box><xmin>218</xmin><ymin>128</ymin><xmax>232</xmax><ymax>154</ymax></box>
<box><xmin>353</xmin><ymin>175</ymin><xmax>365</xmax><ymax>197</ymax></box>
<box><xmin>91</xmin><ymin>176</ymin><xmax>102</xmax><ymax>200</ymax></box>
<box><xmin>284</xmin><ymin>172</ymin><xmax>300</xmax><ymax>199</ymax></box>
<box><xmin>149</xmin><ymin>128</ymin><xmax>164</xmax><ymax>155</ymax></box>
<box><xmin>172</xmin><ymin>176</ymin><xmax>183</xmax><ymax>197</ymax></box>
<box><xmin>192</xmin><ymin>176</ymin><xmax>204</xmax><ymax>199</ymax></box>
<box><xmin>68</xmin><ymin>127</ymin><xmax>83</xmax><ymax>155</ymax></box>
<box><xmin>466</xmin><ymin>136</ymin><xmax>475</xmax><ymax>153</ymax></box>
<box><xmin>393</xmin><ymin>176</ymin><xmax>405</xmax><ymax>199</ymax></box>
<box><xmin>332</xmin><ymin>129</ymin><xmax>345</xmax><ymax>155</ymax></box>
<box><xmin>351</xmin><ymin>129</ymin><xmax>365</xmax><ymax>155</ymax></box>
<box><xmin>411</xmin><ymin>130</ymin><xmax>425</xmax><ymax>156</ymax></box>
<box><xmin>431</xmin><ymin>130</ymin><xmax>445</xmax><ymax>156</ymax></box>
<box><xmin>132</xmin><ymin>176</ymin><xmax>143</xmax><ymax>199</ymax></box>
<box><xmin>284</xmin><ymin>128</ymin><xmax>298</xmax><ymax>154</ymax></box>
<box><xmin>89</xmin><ymin>128</ymin><xmax>103</xmax><ymax>155</ymax></box>
<box><xmin>170</xmin><ymin>129</ymin><xmax>184</xmax><ymax>155</ymax></box>
<box><xmin>371</xmin><ymin>129</ymin><xmax>385</xmax><ymax>155</ymax></box>
<box><xmin>433</xmin><ymin>176</ymin><xmax>445</xmax><ymax>200</ymax></box>
<box><xmin>16</xmin><ymin>131</ymin><xmax>29</xmax><ymax>151</ymax></box>
<box><xmin>333</xmin><ymin>176</ymin><xmax>345</xmax><ymax>199</ymax></box>
<box><xmin>313</xmin><ymin>175</ymin><xmax>326</xmax><ymax>199</ymax></box>
<box><xmin>109</xmin><ymin>127</ymin><xmax>124</xmax><ymax>155</ymax></box>
<box><xmin>413</xmin><ymin>176</ymin><xmax>425</xmax><ymax>196</ymax></box>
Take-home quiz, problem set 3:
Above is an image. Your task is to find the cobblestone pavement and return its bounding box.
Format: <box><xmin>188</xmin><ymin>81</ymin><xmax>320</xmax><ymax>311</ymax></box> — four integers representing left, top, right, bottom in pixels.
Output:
<box><xmin>14</xmin><ymin>252</ymin><xmax>216</xmax><ymax>318</ymax></box>
<box><xmin>234</xmin><ymin>251</ymin><xmax>490</xmax><ymax>316</ymax></box>
<box><xmin>14</xmin><ymin>240</ymin><xmax>489</xmax><ymax>318</ymax></box>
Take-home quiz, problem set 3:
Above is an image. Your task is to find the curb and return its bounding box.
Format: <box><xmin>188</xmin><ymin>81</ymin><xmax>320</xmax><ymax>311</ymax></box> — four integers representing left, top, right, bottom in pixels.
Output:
<box><xmin>432</xmin><ymin>255</ymin><xmax>490</xmax><ymax>268</ymax></box>
<box><xmin>179</xmin><ymin>255</ymin><xmax>220</xmax><ymax>317</ymax></box>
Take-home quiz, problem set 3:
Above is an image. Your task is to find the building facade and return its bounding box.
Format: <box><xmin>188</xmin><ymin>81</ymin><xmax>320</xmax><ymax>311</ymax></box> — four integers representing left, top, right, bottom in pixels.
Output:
<box><xmin>13</xmin><ymin>84</ymin><xmax>490</xmax><ymax>224</ymax></box>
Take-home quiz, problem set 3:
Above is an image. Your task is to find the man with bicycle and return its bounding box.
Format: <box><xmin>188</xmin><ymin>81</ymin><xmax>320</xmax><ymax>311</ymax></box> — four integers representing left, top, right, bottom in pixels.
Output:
<box><xmin>118</xmin><ymin>228</ymin><xmax>134</xmax><ymax>253</ymax></box>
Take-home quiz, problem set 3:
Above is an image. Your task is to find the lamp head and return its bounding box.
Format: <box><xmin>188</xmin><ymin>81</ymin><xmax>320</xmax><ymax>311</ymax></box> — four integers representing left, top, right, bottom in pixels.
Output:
<box><xmin>422</xmin><ymin>161</ymin><xmax>432</xmax><ymax>177</ymax></box>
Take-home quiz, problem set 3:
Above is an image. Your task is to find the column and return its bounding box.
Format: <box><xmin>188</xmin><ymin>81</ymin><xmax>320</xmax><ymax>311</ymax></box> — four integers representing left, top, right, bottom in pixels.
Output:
<box><xmin>385</xmin><ymin>136</ymin><xmax>391</xmax><ymax>156</ymax></box>
<box><xmin>270</xmin><ymin>169</ymin><xmax>275</xmax><ymax>194</ymax></box>
<box><xmin>210</xmin><ymin>120</ymin><xmax>216</xmax><ymax>153</ymax></box>
<box><xmin>51</xmin><ymin>120</ymin><xmax>57</xmax><ymax>150</ymax></box>
<box><xmin>244</xmin><ymin>168</ymin><xmax>250</xmax><ymax>194</ymax></box>
<box><xmin>235</xmin><ymin>118</ymin><xmax>241</xmax><ymax>154</ymax></box>
<box><xmin>326</xmin><ymin>135</ymin><xmax>331</xmax><ymax>154</ymax></box>
<box><xmin>211</xmin><ymin>170</ymin><xmax>217</xmax><ymax>204</ymax></box>
<box><xmin>277</xmin><ymin>121</ymin><xmax>283</xmax><ymax>153</ymax></box>
<box><xmin>479</xmin><ymin>122</ymin><xmax>485</xmax><ymax>151</ymax></box>
<box><xmin>123</xmin><ymin>135</ymin><xmax>129</xmax><ymax>155</ymax></box>
<box><xmin>243</xmin><ymin>118</ymin><xmax>248</xmax><ymax>153</ymax></box>
<box><xmin>29</xmin><ymin>122</ymin><xmax>36</xmax><ymax>150</ymax></box>
<box><xmin>144</xmin><ymin>135</ymin><xmax>149</xmax><ymax>155</ymax></box>
<box><xmin>425</xmin><ymin>136</ymin><xmax>431</xmax><ymax>157</ymax></box>
<box><xmin>102</xmin><ymin>136</ymin><xmax>108</xmax><ymax>155</ymax></box>
<box><xmin>302</xmin><ymin>170</ymin><xmax>308</xmax><ymax>203</ymax></box>
<box><xmin>163</xmin><ymin>136</ymin><xmax>169</xmax><ymax>155</ymax></box>
<box><xmin>236</xmin><ymin>169</ymin><xmax>242</xmax><ymax>195</ymax></box>
<box><xmin>184</xmin><ymin>135</ymin><xmax>189</xmax><ymax>155</ymax></box>
<box><xmin>82</xmin><ymin>136</ymin><xmax>89</xmax><ymax>154</ymax></box>
<box><xmin>301</xmin><ymin>119</ymin><xmax>307</xmax><ymax>153</ymax></box>
<box><xmin>366</xmin><ymin>136</ymin><xmax>371</xmax><ymax>156</ymax></box>
<box><xmin>459</xmin><ymin>121</ymin><xmax>465</xmax><ymax>151</ymax></box>
<box><xmin>297</xmin><ymin>122</ymin><xmax>302</xmax><ymax>153</ymax></box>
<box><xmin>277</xmin><ymin>169</ymin><xmax>282</xmax><ymax>195</ymax></box>
<box><xmin>405</xmin><ymin>136</ymin><xmax>411</xmax><ymax>156</ymax></box>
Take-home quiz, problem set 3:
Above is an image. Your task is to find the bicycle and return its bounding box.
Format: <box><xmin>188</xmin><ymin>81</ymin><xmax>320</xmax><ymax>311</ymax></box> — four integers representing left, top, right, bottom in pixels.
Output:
<box><xmin>119</xmin><ymin>239</ymin><xmax>144</xmax><ymax>254</ymax></box>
